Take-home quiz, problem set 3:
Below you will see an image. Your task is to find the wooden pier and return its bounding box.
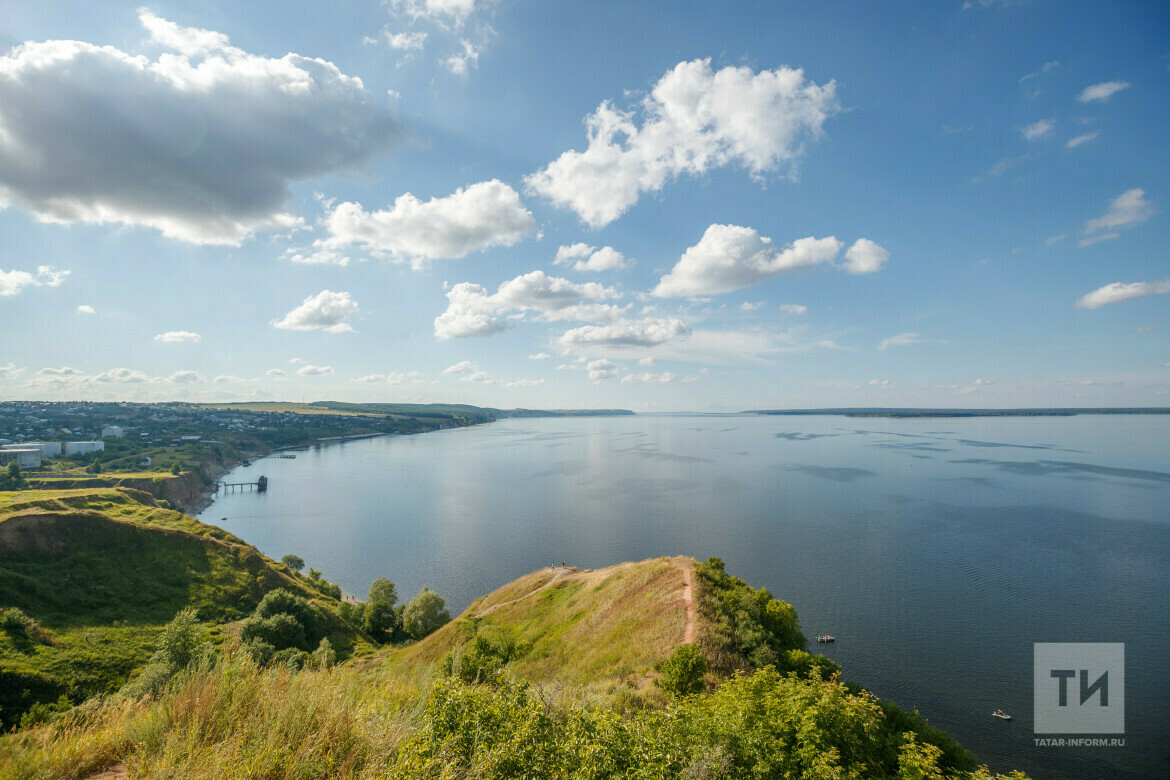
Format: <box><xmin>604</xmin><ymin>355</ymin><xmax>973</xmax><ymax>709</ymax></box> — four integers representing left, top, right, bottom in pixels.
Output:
<box><xmin>217</xmin><ymin>475</ymin><xmax>268</xmax><ymax>492</ymax></box>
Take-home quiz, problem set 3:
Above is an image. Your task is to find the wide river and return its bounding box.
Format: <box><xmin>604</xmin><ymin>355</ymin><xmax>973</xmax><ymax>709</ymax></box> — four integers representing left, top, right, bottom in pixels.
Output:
<box><xmin>200</xmin><ymin>413</ymin><xmax>1169</xmax><ymax>779</ymax></box>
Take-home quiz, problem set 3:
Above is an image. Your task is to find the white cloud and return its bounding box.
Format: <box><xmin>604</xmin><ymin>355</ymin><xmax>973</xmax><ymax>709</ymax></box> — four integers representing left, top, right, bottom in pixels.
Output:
<box><xmin>380</xmin><ymin>30</ymin><xmax>428</xmax><ymax>51</ymax></box>
<box><xmin>559</xmin><ymin>317</ymin><xmax>691</xmax><ymax>349</ymax></box>
<box><xmin>528</xmin><ymin>352</ymin><xmax>551</xmax><ymax>360</ymax></box>
<box><xmin>289</xmin><ymin>358</ymin><xmax>308</xmax><ymax>364</ymax></box>
<box><xmin>505</xmin><ymin>378</ymin><xmax>545</xmax><ymax>388</ymax></box>
<box><xmin>387</xmin><ymin>371</ymin><xmax>418</xmax><ymax>384</ymax></box>
<box><xmin>878</xmin><ymin>332</ymin><xmax>941</xmax><ymax>351</ymax></box>
<box><xmin>779</xmin><ymin>304</ymin><xmax>808</xmax><ymax>315</ymax></box>
<box><xmin>586</xmin><ymin>359</ymin><xmax>619</xmax><ymax>381</ymax></box>
<box><xmin>296</xmin><ymin>364</ymin><xmax>335</xmax><ymax>376</ymax></box>
<box><xmin>0</xmin><ymin>266</ymin><xmax>70</xmax><ymax>297</ymax></box>
<box><xmin>266</xmin><ymin>368</ymin><xmax>287</xmax><ymax>377</ymax></box>
<box><xmin>869</xmin><ymin>379</ymin><xmax>893</xmax><ymax>388</ymax></box>
<box><xmin>442</xmin><ymin>360</ymin><xmax>476</xmax><ymax>375</ymax></box>
<box><xmin>739</xmin><ymin>301</ymin><xmax>765</xmax><ymax>312</ymax></box>
<box><xmin>1075</xmin><ymin>279</ymin><xmax>1170</xmax><ymax>310</ymax></box>
<box><xmin>443</xmin><ymin>39</ymin><xmax>479</xmax><ymax>75</ymax></box>
<box><xmin>461</xmin><ymin>370</ymin><xmax>494</xmax><ymax>383</ymax></box>
<box><xmin>525</xmin><ymin>58</ymin><xmax>839</xmax><ymax>227</ymax></box>
<box><xmin>1077</xmin><ymin>232</ymin><xmax>1120</xmax><ymax>248</ymax></box>
<box><xmin>298</xmin><ymin>180</ymin><xmax>535</xmax><ymax>268</ymax></box>
<box><xmin>0</xmin><ymin>11</ymin><xmax>399</xmax><ymax>245</ymax></box>
<box><xmin>1019</xmin><ymin>60</ymin><xmax>1060</xmax><ymax>84</ymax></box>
<box><xmin>154</xmin><ymin>330</ymin><xmax>202</xmax><ymax>343</ymax></box>
<box><xmin>1066</xmin><ymin>131</ymin><xmax>1099</xmax><ymax>149</ymax></box>
<box><xmin>553</xmin><ymin>243</ymin><xmax>628</xmax><ymax>272</ymax></box>
<box><xmin>841</xmin><ymin>238</ymin><xmax>891</xmax><ymax>274</ymax></box>
<box><xmin>1077</xmin><ymin>81</ymin><xmax>1131</xmax><ymax>103</ymax></box>
<box><xmin>638</xmin><ymin>356</ymin><xmax>658</xmax><ymax>366</ymax></box>
<box><xmin>621</xmin><ymin>371</ymin><xmax>682</xmax><ymax>384</ymax></box>
<box><xmin>392</xmin><ymin>0</ymin><xmax>480</xmax><ymax>26</ymax></box>
<box><xmin>168</xmin><ymin>370</ymin><xmax>203</xmax><ymax>384</ymax></box>
<box><xmin>1082</xmin><ymin>188</ymin><xmax>1153</xmax><ymax>239</ymax></box>
<box><xmin>93</xmin><ymin>367</ymin><xmax>150</xmax><ymax>383</ymax></box>
<box><xmin>434</xmin><ymin>270</ymin><xmax>624</xmax><ymax>339</ymax></box>
<box><xmin>0</xmin><ymin>363</ymin><xmax>25</xmax><ymax>379</ymax></box>
<box><xmin>37</xmin><ymin>366</ymin><xmax>83</xmax><ymax>377</ymax></box>
<box><xmin>214</xmin><ymin>375</ymin><xmax>242</xmax><ymax>383</ymax></box>
<box><xmin>77</xmin><ymin>304</ymin><xmax>95</xmax><ymax>314</ymax></box>
<box><xmin>353</xmin><ymin>374</ymin><xmax>387</xmax><ymax>383</ymax></box>
<box><xmin>652</xmin><ymin>224</ymin><xmax>844</xmax><ymax>297</ymax></box>
<box><xmin>273</xmin><ymin>290</ymin><xmax>359</xmax><ymax>334</ymax></box>
<box><xmin>1022</xmin><ymin>118</ymin><xmax>1055</xmax><ymax>140</ymax></box>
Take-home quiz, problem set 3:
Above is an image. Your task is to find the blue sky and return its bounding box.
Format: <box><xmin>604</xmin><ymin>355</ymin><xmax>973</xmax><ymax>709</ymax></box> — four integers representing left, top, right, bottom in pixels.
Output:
<box><xmin>1</xmin><ymin>0</ymin><xmax>1167</xmax><ymax>411</ymax></box>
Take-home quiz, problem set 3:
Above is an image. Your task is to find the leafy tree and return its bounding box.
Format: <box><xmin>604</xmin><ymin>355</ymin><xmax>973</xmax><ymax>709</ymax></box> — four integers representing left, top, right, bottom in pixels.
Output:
<box><xmin>89</xmin><ymin>458</ymin><xmax>102</xmax><ymax>474</ymax></box>
<box><xmin>364</xmin><ymin>577</ymin><xmax>399</xmax><ymax>641</ymax></box>
<box><xmin>1</xmin><ymin>460</ymin><xmax>27</xmax><ymax>490</ymax></box>
<box><xmin>237</xmin><ymin>589</ymin><xmax>326</xmax><ymax>660</ymax></box>
<box><xmin>123</xmin><ymin>607</ymin><xmax>212</xmax><ymax>697</ymax></box>
<box><xmin>659</xmin><ymin>643</ymin><xmax>707</xmax><ymax>696</ymax></box>
<box><xmin>171</xmin><ymin>461</ymin><xmax>181</xmax><ymax>475</ymax></box>
<box><xmin>281</xmin><ymin>554</ymin><xmax>305</xmax><ymax>573</ymax></box>
<box><xmin>403</xmin><ymin>587</ymin><xmax>450</xmax><ymax>640</ymax></box>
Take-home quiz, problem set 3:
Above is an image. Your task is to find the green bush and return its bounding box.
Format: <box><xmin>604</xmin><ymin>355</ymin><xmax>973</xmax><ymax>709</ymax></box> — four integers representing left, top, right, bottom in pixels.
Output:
<box><xmin>253</xmin><ymin>589</ymin><xmax>325</xmax><ymax>647</ymax></box>
<box><xmin>659</xmin><ymin>643</ymin><xmax>707</xmax><ymax>696</ymax></box>
<box><xmin>0</xmin><ymin>607</ymin><xmax>37</xmax><ymax>638</ymax></box>
<box><xmin>240</xmin><ymin>613</ymin><xmax>307</xmax><ymax>652</ymax></box>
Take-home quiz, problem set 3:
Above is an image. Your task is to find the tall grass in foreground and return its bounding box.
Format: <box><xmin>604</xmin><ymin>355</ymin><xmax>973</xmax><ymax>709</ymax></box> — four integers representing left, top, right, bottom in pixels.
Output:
<box><xmin>0</xmin><ymin>654</ymin><xmax>423</xmax><ymax>780</ymax></box>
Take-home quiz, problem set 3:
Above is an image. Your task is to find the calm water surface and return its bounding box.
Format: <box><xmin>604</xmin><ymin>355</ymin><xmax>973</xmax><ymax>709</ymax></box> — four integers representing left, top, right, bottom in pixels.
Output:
<box><xmin>201</xmin><ymin>414</ymin><xmax>1170</xmax><ymax>779</ymax></box>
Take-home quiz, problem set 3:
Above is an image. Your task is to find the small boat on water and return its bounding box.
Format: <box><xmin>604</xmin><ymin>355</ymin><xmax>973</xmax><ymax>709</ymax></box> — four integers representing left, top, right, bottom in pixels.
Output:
<box><xmin>815</xmin><ymin>634</ymin><xmax>835</xmax><ymax>643</ymax></box>
<box><xmin>992</xmin><ymin>710</ymin><xmax>1012</xmax><ymax>721</ymax></box>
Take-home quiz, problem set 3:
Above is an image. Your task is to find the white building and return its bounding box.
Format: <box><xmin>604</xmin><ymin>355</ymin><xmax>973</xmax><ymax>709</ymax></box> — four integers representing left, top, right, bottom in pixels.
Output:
<box><xmin>101</xmin><ymin>425</ymin><xmax>125</xmax><ymax>439</ymax></box>
<box><xmin>3</xmin><ymin>441</ymin><xmax>61</xmax><ymax>457</ymax></box>
<box><xmin>65</xmin><ymin>441</ymin><xmax>106</xmax><ymax>456</ymax></box>
<box><xmin>0</xmin><ymin>448</ymin><xmax>42</xmax><ymax>469</ymax></box>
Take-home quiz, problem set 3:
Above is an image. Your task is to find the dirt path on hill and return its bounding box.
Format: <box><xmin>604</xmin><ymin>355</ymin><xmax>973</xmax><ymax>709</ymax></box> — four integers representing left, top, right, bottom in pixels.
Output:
<box><xmin>681</xmin><ymin>565</ymin><xmax>696</xmax><ymax>644</ymax></box>
<box><xmin>474</xmin><ymin>566</ymin><xmax>578</xmax><ymax>617</ymax></box>
<box><xmin>82</xmin><ymin>764</ymin><xmax>126</xmax><ymax>780</ymax></box>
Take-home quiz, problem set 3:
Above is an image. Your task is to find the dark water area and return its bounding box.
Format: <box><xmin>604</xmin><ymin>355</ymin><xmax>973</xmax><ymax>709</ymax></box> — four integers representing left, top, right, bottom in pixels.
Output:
<box><xmin>201</xmin><ymin>414</ymin><xmax>1170</xmax><ymax>779</ymax></box>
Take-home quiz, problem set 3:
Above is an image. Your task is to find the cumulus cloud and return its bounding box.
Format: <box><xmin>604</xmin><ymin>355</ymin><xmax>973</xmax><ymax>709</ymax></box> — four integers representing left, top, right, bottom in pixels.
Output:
<box><xmin>553</xmin><ymin>243</ymin><xmax>628</xmax><ymax>272</ymax></box>
<box><xmin>1066</xmin><ymin>131</ymin><xmax>1099</xmax><ymax>149</ymax></box>
<box><xmin>77</xmin><ymin>304</ymin><xmax>95</xmax><ymax>314</ymax></box>
<box><xmin>586</xmin><ymin>359</ymin><xmax>619</xmax><ymax>381</ymax></box>
<box><xmin>869</xmin><ymin>379</ymin><xmax>893</xmax><ymax>388</ymax></box>
<box><xmin>434</xmin><ymin>270</ymin><xmax>624</xmax><ymax>339</ymax></box>
<box><xmin>638</xmin><ymin>356</ymin><xmax>657</xmax><ymax>366</ymax></box>
<box><xmin>505</xmin><ymin>378</ymin><xmax>545</xmax><ymax>387</ymax></box>
<box><xmin>779</xmin><ymin>304</ymin><xmax>808</xmax><ymax>315</ymax></box>
<box><xmin>0</xmin><ymin>10</ymin><xmax>400</xmax><ymax>245</ymax></box>
<box><xmin>294</xmin><ymin>180</ymin><xmax>535</xmax><ymax>268</ymax></box>
<box><xmin>1077</xmin><ymin>81</ymin><xmax>1130</xmax><ymax>103</ymax></box>
<box><xmin>1022</xmin><ymin>118</ymin><xmax>1055</xmax><ymax>140</ymax></box>
<box><xmin>273</xmin><ymin>290</ymin><xmax>359</xmax><ymax>333</ymax></box>
<box><xmin>353</xmin><ymin>374</ymin><xmax>386</xmax><ymax>383</ymax></box>
<box><xmin>378</xmin><ymin>30</ymin><xmax>428</xmax><ymax>51</ymax></box>
<box><xmin>93</xmin><ymin>368</ymin><xmax>150</xmax><ymax>383</ymax></box>
<box><xmin>841</xmin><ymin>238</ymin><xmax>891</xmax><ymax>274</ymax></box>
<box><xmin>525</xmin><ymin>58</ymin><xmax>839</xmax><ymax>227</ymax></box>
<box><xmin>168</xmin><ymin>370</ymin><xmax>203</xmax><ymax>383</ymax></box>
<box><xmin>38</xmin><ymin>366</ymin><xmax>83</xmax><ymax>377</ymax></box>
<box><xmin>739</xmin><ymin>301</ymin><xmax>765</xmax><ymax>312</ymax></box>
<box><xmin>1081</xmin><ymin>189</ymin><xmax>1153</xmax><ymax>244</ymax></box>
<box><xmin>559</xmin><ymin>317</ymin><xmax>691</xmax><ymax>349</ymax></box>
<box><xmin>0</xmin><ymin>363</ymin><xmax>26</xmax><ymax>378</ymax></box>
<box><xmin>443</xmin><ymin>39</ymin><xmax>480</xmax><ymax>75</ymax></box>
<box><xmin>442</xmin><ymin>360</ymin><xmax>476</xmax><ymax>375</ymax></box>
<box><xmin>266</xmin><ymin>368</ymin><xmax>287</xmax><ymax>377</ymax></box>
<box><xmin>154</xmin><ymin>331</ymin><xmax>201</xmax><ymax>343</ymax></box>
<box><xmin>0</xmin><ymin>266</ymin><xmax>69</xmax><ymax>297</ymax></box>
<box><xmin>1075</xmin><ymin>279</ymin><xmax>1170</xmax><ymax>310</ymax></box>
<box><xmin>392</xmin><ymin>0</ymin><xmax>480</xmax><ymax>26</ymax></box>
<box><xmin>296</xmin><ymin>364</ymin><xmax>334</xmax><ymax>376</ymax></box>
<box><xmin>652</xmin><ymin>225</ymin><xmax>845</xmax><ymax>297</ymax></box>
<box><xmin>214</xmin><ymin>375</ymin><xmax>243</xmax><ymax>383</ymax></box>
<box><xmin>528</xmin><ymin>352</ymin><xmax>551</xmax><ymax>360</ymax></box>
<box><xmin>878</xmin><ymin>332</ymin><xmax>942</xmax><ymax>351</ymax></box>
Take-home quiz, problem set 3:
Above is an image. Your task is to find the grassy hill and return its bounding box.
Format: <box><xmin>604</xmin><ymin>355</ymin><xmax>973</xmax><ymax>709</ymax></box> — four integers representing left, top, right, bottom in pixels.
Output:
<box><xmin>0</xmin><ymin>488</ymin><xmax>364</xmax><ymax>729</ymax></box>
<box><xmin>0</xmin><ymin>496</ymin><xmax>1029</xmax><ymax>779</ymax></box>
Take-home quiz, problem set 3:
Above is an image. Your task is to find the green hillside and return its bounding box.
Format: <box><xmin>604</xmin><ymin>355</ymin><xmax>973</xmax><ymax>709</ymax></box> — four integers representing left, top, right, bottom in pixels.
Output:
<box><xmin>0</xmin><ymin>495</ymin><xmax>1029</xmax><ymax>779</ymax></box>
<box><xmin>0</xmin><ymin>488</ymin><xmax>365</xmax><ymax>729</ymax></box>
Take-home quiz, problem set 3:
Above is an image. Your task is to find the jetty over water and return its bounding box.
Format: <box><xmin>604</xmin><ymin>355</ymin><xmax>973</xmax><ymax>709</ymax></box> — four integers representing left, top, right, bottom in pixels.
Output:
<box><xmin>216</xmin><ymin>475</ymin><xmax>268</xmax><ymax>492</ymax></box>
